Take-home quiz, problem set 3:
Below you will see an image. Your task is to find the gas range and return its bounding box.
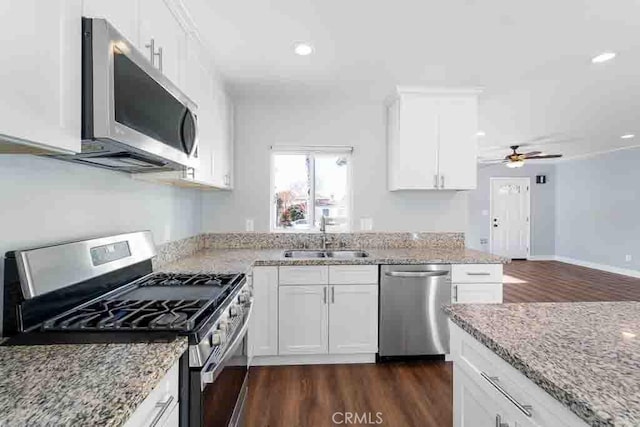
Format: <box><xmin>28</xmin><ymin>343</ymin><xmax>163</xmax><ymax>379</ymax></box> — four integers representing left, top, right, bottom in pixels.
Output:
<box><xmin>2</xmin><ymin>231</ymin><xmax>254</xmax><ymax>427</ymax></box>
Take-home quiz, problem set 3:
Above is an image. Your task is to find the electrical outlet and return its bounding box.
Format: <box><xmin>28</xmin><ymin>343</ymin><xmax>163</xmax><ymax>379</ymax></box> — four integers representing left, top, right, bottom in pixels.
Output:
<box><xmin>625</xmin><ymin>254</ymin><xmax>632</xmax><ymax>262</ymax></box>
<box><xmin>245</xmin><ymin>219</ymin><xmax>254</xmax><ymax>232</ymax></box>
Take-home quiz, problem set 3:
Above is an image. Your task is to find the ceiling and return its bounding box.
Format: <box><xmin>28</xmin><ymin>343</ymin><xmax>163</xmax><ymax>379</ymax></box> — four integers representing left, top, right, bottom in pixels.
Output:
<box><xmin>187</xmin><ymin>0</ymin><xmax>640</xmax><ymax>159</ymax></box>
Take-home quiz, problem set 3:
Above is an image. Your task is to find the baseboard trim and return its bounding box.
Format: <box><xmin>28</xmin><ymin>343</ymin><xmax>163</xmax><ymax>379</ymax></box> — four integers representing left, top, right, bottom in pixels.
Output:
<box><xmin>554</xmin><ymin>256</ymin><xmax>640</xmax><ymax>278</ymax></box>
<box><xmin>526</xmin><ymin>255</ymin><xmax>557</xmax><ymax>261</ymax></box>
<box><xmin>251</xmin><ymin>353</ymin><xmax>376</xmax><ymax>366</ymax></box>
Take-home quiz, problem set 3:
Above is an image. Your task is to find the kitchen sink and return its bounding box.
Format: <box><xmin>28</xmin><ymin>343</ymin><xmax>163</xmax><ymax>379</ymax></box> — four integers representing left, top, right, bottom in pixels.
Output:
<box><xmin>283</xmin><ymin>250</ymin><xmax>369</xmax><ymax>259</ymax></box>
<box><xmin>283</xmin><ymin>250</ymin><xmax>327</xmax><ymax>258</ymax></box>
<box><xmin>325</xmin><ymin>250</ymin><xmax>369</xmax><ymax>258</ymax></box>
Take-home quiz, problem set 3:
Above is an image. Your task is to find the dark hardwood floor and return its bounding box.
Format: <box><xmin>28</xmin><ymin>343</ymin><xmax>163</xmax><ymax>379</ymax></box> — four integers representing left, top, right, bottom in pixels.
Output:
<box><xmin>503</xmin><ymin>260</ymin><xmax>640</xmax><ymax>303</ymax></box>
<box><xmin>245</xmin><ymin>361</ymin><xmax>452</xmax><ymax>427</ymax></box>
<box><xmin>245</xmin><ymin>261</ymin><xmax>640</xmax><ymax>427</ymax></box>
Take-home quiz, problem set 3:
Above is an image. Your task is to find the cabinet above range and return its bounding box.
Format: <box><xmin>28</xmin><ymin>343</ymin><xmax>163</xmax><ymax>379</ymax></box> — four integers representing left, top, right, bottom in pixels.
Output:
<box><xmin>387</xmin><ymin>87</ymin><xmax>481</xmax><ymax>191</ymax></box>
<box><xmin>0</xmin><ymin>0</ymin><xmax>233</xmax><ymax>190</ymax></box>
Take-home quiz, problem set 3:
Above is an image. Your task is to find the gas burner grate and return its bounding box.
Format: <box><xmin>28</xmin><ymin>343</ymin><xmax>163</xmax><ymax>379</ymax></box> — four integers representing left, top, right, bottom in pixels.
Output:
<box><xmin>43</xmin><ymin>299</ymin><xmax>211</xmax><ymax>331</ymax></box>
<box><xmin>138</xmin><ymin>273</ymin><xmax>241</xmax><ymax>287</ymax></box>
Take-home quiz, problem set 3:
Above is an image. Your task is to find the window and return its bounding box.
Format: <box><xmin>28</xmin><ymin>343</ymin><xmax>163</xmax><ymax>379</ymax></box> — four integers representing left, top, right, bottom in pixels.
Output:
<box><xmin>271</xmin><ymin>147</ymin><xmax>351</xmax><ymax>232</ymax></box>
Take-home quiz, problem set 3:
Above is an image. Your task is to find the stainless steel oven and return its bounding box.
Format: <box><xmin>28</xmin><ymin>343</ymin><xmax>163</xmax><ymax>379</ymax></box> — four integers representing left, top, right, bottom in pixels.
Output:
<box><xmin>54</xmin><ymin>17</ymin><xmax>199</xmax><ymax>173</ymax></box>
<box><xmin>189</xmin><ymin>296</ymin><xmax>253</xmax><ymax>427</ymax></box>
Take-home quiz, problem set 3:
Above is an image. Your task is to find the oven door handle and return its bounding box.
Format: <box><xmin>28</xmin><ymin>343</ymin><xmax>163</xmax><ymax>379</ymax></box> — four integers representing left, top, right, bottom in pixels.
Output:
<box><xmin>200</xmin><ymin>300</ymin><xmax>253</xmax><ymax>390</ymax></box>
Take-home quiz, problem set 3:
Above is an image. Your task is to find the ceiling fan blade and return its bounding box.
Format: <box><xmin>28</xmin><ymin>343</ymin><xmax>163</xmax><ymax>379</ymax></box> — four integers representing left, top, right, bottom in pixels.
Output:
<box><xmin>479</xmin><ymin>159</ymin><xmax>507</xmax><ymax>163</ymax></box>
<box><xmin>526</xmin><ymin>154</ymin><xmax>563</xmax><ymax>159</ymax></box>
<box><xmin>521</xmin><ymin>151</ymin><xmax>542</xmax><ymax>157</ymax></box>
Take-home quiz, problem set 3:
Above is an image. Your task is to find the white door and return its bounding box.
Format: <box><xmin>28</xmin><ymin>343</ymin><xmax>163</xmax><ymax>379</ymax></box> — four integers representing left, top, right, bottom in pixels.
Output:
<box><xmin>249</xmin><ymin>267</ymin><xmax>278</xmax><ymax>357</ymax></box>
<box><xmin>0</xmin><ymin>0</ymin><xmax>81</xmax><ymax>154</ymax></box>
<box><xmin>329</xmin><ymin>285</ymin><xmax>379</xmax><ymax>354</ymax></box>
<box><xmin>490</xmin><ymin>178</ymin><xmax>530</xmax><ymax>259</ymax></box>
<box><xmin>278</xmin><ymin>285</ymin><xmax>328</xmax><ymax>355</ymax></box>
<box><xmin>437</xmin><ymin>95</ymin><xmax>478</xmax><ymax>190</ymax></box>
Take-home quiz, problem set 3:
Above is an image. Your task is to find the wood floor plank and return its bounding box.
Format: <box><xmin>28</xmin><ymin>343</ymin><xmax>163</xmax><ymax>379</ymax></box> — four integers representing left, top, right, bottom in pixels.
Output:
<box><xmin>241</xmin><ymin>261</ymin><xmax>640</xmax><ymax>427</ymax></box>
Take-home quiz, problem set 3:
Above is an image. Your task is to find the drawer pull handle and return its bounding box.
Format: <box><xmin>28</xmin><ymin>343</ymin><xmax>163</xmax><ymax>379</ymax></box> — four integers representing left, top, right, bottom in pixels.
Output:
<box><xmin>466</xmin><ymin>272</ymin><xmax>491</xmax><ymax>276</ymax></box>
<box><xmin>481</xmin><ymin>372</ymin><xmax>532</xmax><ymax>417</ymax></box>
<box><xmin>149</xmin><ymin>395</ymin><xmax>175</xmax><ymax>427</ymax></box>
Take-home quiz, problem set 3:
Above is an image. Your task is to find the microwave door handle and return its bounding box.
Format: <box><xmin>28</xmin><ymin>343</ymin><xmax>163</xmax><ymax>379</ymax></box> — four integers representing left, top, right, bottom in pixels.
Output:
<box><xmin>200</xmin><ymin>300</ymin><xmax>253</xmax><ymax>390</ymax></box>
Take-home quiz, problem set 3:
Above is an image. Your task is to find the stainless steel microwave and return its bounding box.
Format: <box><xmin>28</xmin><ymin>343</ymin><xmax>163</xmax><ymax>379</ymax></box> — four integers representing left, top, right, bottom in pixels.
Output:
<box><xmin>54</xmin><ymin>17</ymin><xmax>199</xmax><ymax>173</ymax></box>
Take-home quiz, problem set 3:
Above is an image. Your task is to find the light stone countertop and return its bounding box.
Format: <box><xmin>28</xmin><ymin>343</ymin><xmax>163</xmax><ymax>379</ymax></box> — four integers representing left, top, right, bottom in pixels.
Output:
<box><xmin>0</xmin><ymin>338</ymin><xmax>187</xmax><ymax>427</ymax></box>
<box><xmin>158</xmin><ymin>247</ymin><xmax>508</xmax><ymax>274</ymax></box>
<box><xmin>445</xmin><ymin>302</ymin><xmax>640</xmax><ymax>427</ymax></box>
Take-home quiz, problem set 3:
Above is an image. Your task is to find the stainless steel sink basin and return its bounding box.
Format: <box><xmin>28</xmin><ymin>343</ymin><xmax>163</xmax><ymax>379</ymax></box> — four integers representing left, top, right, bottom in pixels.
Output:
<box><xmin>325</xmin><ymin>250</ymin><xmax>369</xmax><ymax>258</ymax></box>
<box><xmin>283</xmin><ymin>250</ymin><xmax>369</xmax><ymax>259</ymax></box>
<box><xmin>283</xmin><ymin>250</ymin><xmax>327</xmax><ymax>258</ymax></box>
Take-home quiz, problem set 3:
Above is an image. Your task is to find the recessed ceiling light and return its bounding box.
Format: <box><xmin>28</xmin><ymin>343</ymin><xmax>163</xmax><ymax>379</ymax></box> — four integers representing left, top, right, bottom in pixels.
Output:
<box><xmin>476</xmin><ymin>131</ymin><xmax>486</xmax><ymax>137</ymax></box>
<box><xmin>294</xmin><ymin>43</ymin><xmax>313</xmax><ymax>56</ymax></box>
<box><xmin>621</xmin><ymin>133</ymin><xmax>635</xmax><ymax>139</ymax></box>
<box><xmin>591</xmin><ymin>52</ymin><xmax>616</xmax><ymax>63</ymax></box>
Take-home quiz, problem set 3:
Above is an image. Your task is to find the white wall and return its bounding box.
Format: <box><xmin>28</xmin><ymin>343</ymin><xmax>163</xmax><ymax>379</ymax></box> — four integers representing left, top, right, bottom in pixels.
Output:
<box><xmin>0</xmin><ymin>155</ymin><xmax>202</xmax><ymax>272</ymax></box>
<box><xmin>201</xmin><ymin>99</ymin><xmax>468</xmax><ymax>232</ymax></box>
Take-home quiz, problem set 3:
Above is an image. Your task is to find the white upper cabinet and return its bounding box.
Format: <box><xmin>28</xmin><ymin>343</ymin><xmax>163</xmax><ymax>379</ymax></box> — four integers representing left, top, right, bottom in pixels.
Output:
<box><xmin>387</xmin><ymin>88</ymin><xmax>480</xmax><ymax>191</ymax></box>
<box><xmin>0</xmin><ymin>0</ymin><xmax>81</xmax><ymax>154</ymax></box>
<box><xmin>138</xmin><ymin>0</ymin><xmax>186</xmax><ymax>87</ymax></box>
<box><xmin>82</xmin><ymin>0</ymin><xmax>139</xmax><ymax>45</ymax></box>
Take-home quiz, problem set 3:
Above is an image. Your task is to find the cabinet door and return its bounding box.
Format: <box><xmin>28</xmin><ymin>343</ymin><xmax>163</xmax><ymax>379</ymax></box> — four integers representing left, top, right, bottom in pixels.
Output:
<box><xmin>329</xmin><ymin>285</ymin><xmax>378</xmax><ymax>354</ymax></box>
<box><xmin>250</xmin><ymin>267</ymin><xmax>278</xmax><ymax>357</ymax></box>
<box><xmin>138</xmin><ymin>0</ymin><xmax>185</xmax><ymax>86</ymax></box>
<box><xmin>0</xmin><ymin>0</ymin><xmax>81</xmax><ymax>154</ymax></box>
<box><xmin>453</xmin><ymin>283</ymin><xmax>503</xmax><ymax>304</ymax></box>
<box><xmin>389</xmin><ymin>94</ymin><xmax>439</xmax><ymax>190</ymax></box>
<box><xmin>437</xmin><ymin>95</ymin><xmax>478</xmax><ymax>190</ymax></box>
<box><xmin>278</xmin><ymin>285</ymin><xmax>328</xmax><ymax>355</ymax></box>
<box><xmin>454</xmin><ymin>364</ymin><xmax>515</xmax><ymax>427</ymax></box>
<box><xmin>211</xmin><ymin>89</ymin><xmax>233</xmax><ymax>188</ymax></box>
<box><xmin>82</xmin><ymin>0</ymin><xmax>139</xmax><ymax>45</ymax></box>
<box><xmin>185</xmin><ymin>39</ymin><xmax>215</xmax><ymax>183</ymax></box>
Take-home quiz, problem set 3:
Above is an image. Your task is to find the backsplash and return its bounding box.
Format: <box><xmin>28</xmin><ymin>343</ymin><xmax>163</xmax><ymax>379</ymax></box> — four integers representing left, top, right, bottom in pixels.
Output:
<box><xmin>153</xmin><ymin>234</ymin><xmax>205</xmax><ymax>270</ymax></box>
<box><xmin>201</xmin><ymin>232</ymin><xmax>465</xmax><ymax>250</ymax></box>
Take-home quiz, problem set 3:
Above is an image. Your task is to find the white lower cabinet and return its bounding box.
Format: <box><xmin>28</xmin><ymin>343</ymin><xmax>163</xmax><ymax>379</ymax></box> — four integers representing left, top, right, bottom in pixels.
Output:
<box><xmin>124</xmin><ymin>359</ymin><xmax>179</xmax><ymax>427</ymax></box>
<box><xmin>252</xmin><ymin>265</ymin><xmax>379</xmax><ymax>363</ymax></box>
<box><xmin>455</xmin><ymin>362</ymin><xmax>518</xmax><ymax>427</ymax></box>
<box><xmin>452</xmin><ymin>264</ymin><xmax>504</xmax><ymax>304</ymax></box>
<box><xmin>249</xmin><ymin>267</ymin><xmax>279</xmax><ymax>357</ymax></box>
<box><xmin>451</xmin><ymin>322</ymin><xmax>587</xmax><ymax>427</ymax></box>
<box><xmin>329</xmin><ymin>284</ymin><xmax>378</xmax><ymax>354</ymax></box>
<box><xmin>453</xmin><ymin>283</ymin><xmax>503</xmax><ymax>304</ymax></box>
<box><xmin>278</xmin><ymin>285</ymin><xmax>329</xmax><ymax>355</ymax></box>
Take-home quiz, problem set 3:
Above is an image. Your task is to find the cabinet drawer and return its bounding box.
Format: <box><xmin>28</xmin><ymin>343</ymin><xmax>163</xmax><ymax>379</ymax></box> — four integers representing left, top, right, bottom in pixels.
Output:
<box><xmin>329</xmin><ymin>265</ymin><xmax>378</xmax><ymax>285</ymax></box>
<box><xmin>452</xmin><ymin>264</ymin><xmax>502</xmax><ymax>283</ymax></box>
<box><xmin>124</xmin><ymin>360</ymin><xmax>179</xmax><ymax>427</ymax></box>
<box><xmin>279</xmin><ymin>266</ymin><xmax>329</xmax><ymax>285</ymax></box>
<box><xmin>450</xmin><ymin>323</ymin><xmax>587</xmax><ymax>427</ymax></box>
<box><xmin>452</xmin><ymin>283</ymin><xmax>503</xmax><ymax>304</ymax></box>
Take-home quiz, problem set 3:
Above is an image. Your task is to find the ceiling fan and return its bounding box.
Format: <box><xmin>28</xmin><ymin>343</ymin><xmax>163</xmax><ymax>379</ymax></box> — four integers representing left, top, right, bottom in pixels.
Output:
<box><xmin>481</xmin><ymin>145</ymin><xmax>563</xmax><ymax>168</ymax></box>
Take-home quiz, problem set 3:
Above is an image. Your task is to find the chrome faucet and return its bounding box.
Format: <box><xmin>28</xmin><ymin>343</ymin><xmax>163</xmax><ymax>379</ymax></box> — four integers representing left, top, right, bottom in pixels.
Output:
<box><xmin>320</xmin><ymin>215</ymin><xmax>328</xmax><ymax>250</ymax></box>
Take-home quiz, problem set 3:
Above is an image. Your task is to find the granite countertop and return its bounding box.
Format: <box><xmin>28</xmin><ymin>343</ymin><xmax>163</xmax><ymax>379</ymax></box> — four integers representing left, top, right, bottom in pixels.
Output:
<box><xmin>0</xmin><ymin>338</ymin><xmax>187</xmax><ymax>427</ymax></box>
<box><xmin>158</xmin><ymin>247</ymin><xmax>507</xmax><ymax>274</ymax></box>
<box><xmin>445</xmin><ymin>302</ymin><xmax>640</xmax><ymax>427</ymax></box>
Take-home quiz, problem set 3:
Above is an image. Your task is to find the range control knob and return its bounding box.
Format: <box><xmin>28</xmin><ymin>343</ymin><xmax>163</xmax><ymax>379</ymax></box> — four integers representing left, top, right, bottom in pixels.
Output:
<box><xmin>218</xmin><ymin>320</ymin><xmax>230</xmax><ymax>332</ymax></box>
<box><xmin>238</xmin><ymin>292</ymin><xmax>250</xmax><ymax>303</ymax></box>
<box><xmin>229</xmin><ymin>304</ymin><xmax>240</xmax><ymax>317</ymax></box>
<box><xmin>210</xmin><ymin>330</ymin><xmax>224</xmax><ymax>346</ymax></box>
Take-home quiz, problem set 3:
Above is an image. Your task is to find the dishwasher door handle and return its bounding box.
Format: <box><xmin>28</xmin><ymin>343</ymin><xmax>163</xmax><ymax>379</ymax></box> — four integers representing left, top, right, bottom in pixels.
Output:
<box><xmin>384</xmin><ymin>271</ymin><xmax>449</xmax><ymax>278</ymax></box>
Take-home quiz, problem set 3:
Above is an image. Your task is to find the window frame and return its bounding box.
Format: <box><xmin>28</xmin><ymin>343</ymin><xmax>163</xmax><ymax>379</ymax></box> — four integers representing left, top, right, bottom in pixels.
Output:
<box><xmin>269</xmin><ymin>147</ymin><xmax>353</xmax><ymax>233</ymax></box>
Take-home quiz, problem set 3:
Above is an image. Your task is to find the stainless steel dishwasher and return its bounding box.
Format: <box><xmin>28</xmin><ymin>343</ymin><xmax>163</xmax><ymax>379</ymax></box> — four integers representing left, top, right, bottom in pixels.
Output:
<box><xmin>379</xmin><ymin>264</ymin><xmax>451</xmax><ymax>357</ymax></box>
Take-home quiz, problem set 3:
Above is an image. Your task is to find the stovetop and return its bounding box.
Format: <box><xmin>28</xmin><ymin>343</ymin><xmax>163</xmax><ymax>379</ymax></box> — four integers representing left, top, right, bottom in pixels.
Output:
<box><xmin>40</xmin><ymin>272</ymin><xmax>245</xmax><ymax>336</ymax></box>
